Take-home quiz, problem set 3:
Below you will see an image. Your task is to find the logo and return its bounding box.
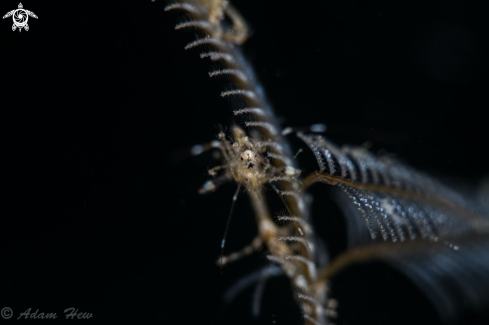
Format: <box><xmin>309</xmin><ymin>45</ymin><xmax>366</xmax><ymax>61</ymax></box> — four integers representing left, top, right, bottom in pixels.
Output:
<box><xmin>3</xmin><ymin>3</ymin><xmax>38</xmax><ymax>32</ymax></box>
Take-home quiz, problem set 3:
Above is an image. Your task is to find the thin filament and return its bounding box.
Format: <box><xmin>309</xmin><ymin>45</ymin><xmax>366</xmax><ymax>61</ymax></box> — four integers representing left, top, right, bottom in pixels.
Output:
<box><xmin>220</xmin><ymin>182</ymin><xmax>242</xmax><ymax>271</ymax></box>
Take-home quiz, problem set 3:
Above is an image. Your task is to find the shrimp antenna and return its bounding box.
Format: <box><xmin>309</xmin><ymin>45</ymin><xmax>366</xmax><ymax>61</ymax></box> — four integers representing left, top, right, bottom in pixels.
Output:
<box><xmin>220</xmin><ymin>182</ymin><xmax>243</xmax><ymax>272</ymax></box>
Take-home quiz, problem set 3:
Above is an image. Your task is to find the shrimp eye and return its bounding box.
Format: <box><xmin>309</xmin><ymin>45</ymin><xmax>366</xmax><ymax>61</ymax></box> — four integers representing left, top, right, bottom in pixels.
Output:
<box><xmin>241</xmin><ymin>157</ymin><xmax>243</xmax><ymax>160</ymax></box>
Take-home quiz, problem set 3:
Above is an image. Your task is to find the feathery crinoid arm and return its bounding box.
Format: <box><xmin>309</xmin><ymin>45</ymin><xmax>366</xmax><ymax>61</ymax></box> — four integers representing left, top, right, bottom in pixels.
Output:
<box><xmin>165</xmin><ymin>0</ymin><xmax>286</xmax><ymax>153</ymax></box>
<box><xmin>298</xmin><ymin>132</ymin><xmax>489</xmax><ymax>243</ymax></box>
<box><xmin>166</xmin><ymin>1</ymin><xmax>329</xmax><ymax>324</ymax></box>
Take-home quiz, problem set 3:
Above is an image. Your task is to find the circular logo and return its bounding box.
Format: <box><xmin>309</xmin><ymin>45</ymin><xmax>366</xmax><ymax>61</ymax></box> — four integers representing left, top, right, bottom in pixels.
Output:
<box><xmin>13</xmin><ymin>10</ymin><xmax>28</xmax><ymax>27</ymax></box>
<box><xmin>1</xmin><ymin>307</ymin><xmax>13</xmax><ymax>319</ymax></box>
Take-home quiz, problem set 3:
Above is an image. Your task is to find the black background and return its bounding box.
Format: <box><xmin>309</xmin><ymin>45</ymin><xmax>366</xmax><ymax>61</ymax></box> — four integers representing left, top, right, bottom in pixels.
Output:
<box><xmin>2</xmin><ymin>0</ymin><xmax>488</xmax><ymax>324</ymax></box>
